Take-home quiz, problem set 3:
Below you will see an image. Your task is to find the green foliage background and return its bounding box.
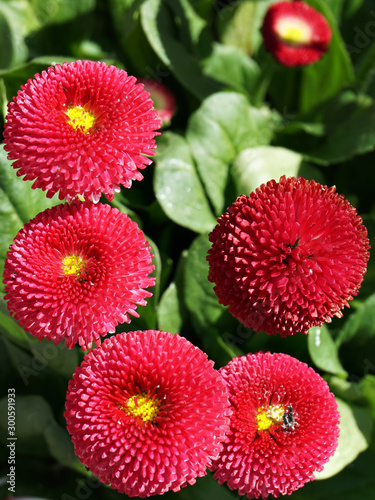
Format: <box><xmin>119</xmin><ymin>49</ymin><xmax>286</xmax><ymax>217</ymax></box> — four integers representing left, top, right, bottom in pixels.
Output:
<box><xmin>0</xmin><ymin>0</ymin><xmax>375</xmax><ymax>498</ymax></box>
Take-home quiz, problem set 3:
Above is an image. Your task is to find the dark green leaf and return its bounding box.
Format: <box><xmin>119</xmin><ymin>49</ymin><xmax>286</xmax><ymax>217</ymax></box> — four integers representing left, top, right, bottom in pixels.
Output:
<box><xmin>140</xmin><ymin>0</ymin><xmax>223</xmax><ymax>100</ymax></box>
<box><xmin>299</xmin><ymin>0</ymin><xmax>355</xmax><ymax>114</ymax></box>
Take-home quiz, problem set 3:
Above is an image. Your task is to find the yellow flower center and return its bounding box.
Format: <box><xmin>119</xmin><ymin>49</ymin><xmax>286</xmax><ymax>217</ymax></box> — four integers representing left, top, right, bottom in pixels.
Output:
<box><xmin>275</xmin><ymin>17</ymin><xmax>312</xmax><ymax>45</ymax></box>
<box><xmin>62</xmin><ymin>255</ymin><xmax>86</xmax><ymax>280</ymax></box>
<box><xmin>122</xmin><ymin>391</ymin><xmax>161</xmax><ymax>424</ymax></box>
<box><xmin>256</xmin><ymin>404</ymin><xmax>285</xmax><ymax>432</ymax></box>
<box><xmin>66</xmin><ymin>105</ymin><xmax>96</xmax><ymax>134</ymax></box>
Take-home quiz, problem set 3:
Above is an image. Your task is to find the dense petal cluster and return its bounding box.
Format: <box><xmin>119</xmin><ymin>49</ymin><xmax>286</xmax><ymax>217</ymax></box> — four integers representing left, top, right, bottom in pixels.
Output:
<box><xmin>137</xmin><ymin>78</ymin><xmax>176</xmax><ymax>127</ymax></box>
<box><xmin>207</xmin><ymin>176</ymin><xmax>370</xmax><ymax>336</ymax></box>
<box><xmin>211</xmin><ymin>351</ymin><xmax>340</xmax><ymax>499</ymax></box>
<box><xmin>3</xmin><ymin>60</ymin><xmax>161</xmax><ymax>202</ymax></box>
<box><xmin>3</xmin><ymin>201</ymin><xmax>155</xmax><ymax>350</ymax></box>
<box><xmin>65</xmin><ymin>330</ymin><xmax>231</xmax><ymax>497</ymax></box>
<box><xmin>261</xmin><ymin>1</ymin><xmax>332</xmax><ymax>66</ymax></box>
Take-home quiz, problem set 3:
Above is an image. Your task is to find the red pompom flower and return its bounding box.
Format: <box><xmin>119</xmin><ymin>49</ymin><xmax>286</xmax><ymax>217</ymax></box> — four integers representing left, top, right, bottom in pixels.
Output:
<box><xmin>3</xmin><ymin>201</ymin><xmax>155</xmax><ymax>350</ymax></box>
<box><xmin>207</xmin><ymin>176</ymin><xmax>370</xmax><ymax>336</ymax></box>
<box><xmin>3</xmin><ymin>60</ymin><xmax>161</xmax><ymax>202</ymax></box>
<box><xmin>211</xmin><ymin>351</ymin><xmax>340</xmax><ymax>499</ymax></box>
<box><xmin>65</xmin><ymin>330</ymin><xmax>231</xmax><ymax>497</ymax></box>
<box><xmin>261</xmin><ymin>1</ymin><xmax>332</xmax><ymax>66</ymax></box>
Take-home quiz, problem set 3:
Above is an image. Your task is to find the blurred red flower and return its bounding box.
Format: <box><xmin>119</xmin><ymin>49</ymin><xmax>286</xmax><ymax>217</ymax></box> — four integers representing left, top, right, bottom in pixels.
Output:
<box><xmin>211</xmin><ymin>351</ymin><xmax>340</xmax><ymax>498</ymax></box>
<box><xmin>137</xmin><ymin>78</ymin><xmax>176</xmax><ymax>127</ymax></box>
<box><xmin>3</xmin><ymin>201</ymin><xmax>155</xmax><ymax>350</ymax></box>
<box><xmin>3</xmin><ymin>60</ymin><xmax>161</xmax><ymax>202</ymax></box>
<box><xmin>261</xmin><ymin>1</ymin><xmax>332</xmax><ymax>66</ymax></box>
<box><xmin>207</xmin><ymin>176</ymin><xmax>370</xmax><ymax>336</ymax></box>
<box><xmin>65</xmin><ymin>330</ymin><xmax>231</xmax><ymax>497</ymax></box>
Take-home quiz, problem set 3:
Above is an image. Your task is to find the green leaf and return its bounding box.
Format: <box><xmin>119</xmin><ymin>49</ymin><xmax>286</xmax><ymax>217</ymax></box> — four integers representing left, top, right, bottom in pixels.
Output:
<box><xmin>30</xmin><ymin>0</ymin><xmax>95</xmax><ymax>26</ymax></box>
<box><xmin>308</xmin><ymin>325</ymin><xmax>348</xmax><ymax>377</ymax></box>
<box><xmin>202</xmin><ymin>43</ymin><xmax>261</xmax><ymax>97</ymax></box>
<box><xmin>336</xmin><ymin>293</ymin><xmax>375</xmax><ymax>346</ymax></box>
<box><xmin>215</xmin><ymin>0</ymin><xmax>272</xmax><ymax>57</ymax></box>
<box><xmin>157</xmin><ymin>282</ymin><xmax>184</xmax><ymax>334</ymax></box>
<box><xmin>0</xmin><ymin>1</ymin><xmax>36</xmax><ymax>69</ymax></box>
<box><xmin>186</xmin><ymin>92</ymin><xmax>274</xmax><ymax>214</ymax></box>
<box><xmin>140</xmin><ymin>0</ymin><xmax>223</xmax><ymax>100</ymax></box>
<box><xmin>315</xmin><ymin>398</ymin><xmax>373</xmax><ymax>479</ymax></box>
<box><xmin>0</xmin><ymin>145</ymin><xmax>62</xmax><ymax>293</ymax></box>
<box><xmin>232</xmin><ymin>146</ymin><xmax>305</xmax><ymax>195</ymax></box>
<box><xmin>154</xmin><ymin>132</ymin><xmax>217</xmax><ymax>233</ymax></box>
<box><xmin>299</xmin><ymin>0</ymin><xmax>355</xmax><ymax>114</ymax></box>
<box><xmin>183</xmin><ymin>233</ymin><xmax>223</xmax><ymax>328</ymax></box>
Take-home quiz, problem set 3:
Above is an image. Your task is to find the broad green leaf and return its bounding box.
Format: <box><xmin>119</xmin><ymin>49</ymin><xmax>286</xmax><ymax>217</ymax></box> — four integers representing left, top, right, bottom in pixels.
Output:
<box><xmin>140</xmin><ymin>0</ymin><xmax>223</xmax><ymax>99</ymax></box>
<box><xmin>108</xmin><ymin>0</ymin><xmax>161</xmax><ymax>75</ymax></box>
<box><xmin>154</xmin><ymin>132</ymin><xmax>216</xmax><ymax>233</ymax></box>
<box><xmin>0</xmin><ymin>145</ymin><xmax>62</xmax><ymax>293</ymax></box>
<box><xmin>157</xmin><ymin>282</ymin><xmax>184</xmax><ymax>334</ymax></box>
<box><xmin>308</xmin><ymin>325</ymin><xmax>348</xmax><ymax>377</ymax></box>
<box><xmin>186</xmin><ymin>92</ymin><xmax>274</xmax><ymax>214</ymax></box>
<box><xmin>215</xmin><ymin>0</ymin><xmax>273</xmax><ymax>57</ymax></box>
<box><xmin>336</xmin><ymin>293</ymin><xmax>375</xmax><ymax>346</ymax></box>
<box><xmin>120</xmin><ymin>236</ymin><xmax>161</xmax><ymax>332</ymax></box>
<box><xmin>0</xmin><ymin>1</ymin><xmax>36</xmax><ymax>69</ymax></box>
<box><xmin>232</xmin><ymin>146</ymin><xmax>305</xmax><ymax>195</ymax></box>
<box><xmin>315</xmin><ymin>398</ymin><xmax>372</xmax><ymax>479</ymax></box>
<box><xmin>183</xmin><ymin>233</ymin><xmax>224</xmax><ymax>328</ymax></box>
<box><xmin>201</xmin><ymin>43</ymin><xmax>261</xmax><ymax>97</ymax></box>
<box><xmin>299</xmin><ymin>0</ymin><xmax>355</xmax><ymax>113</ymax></box>
<box><xmin>182</xmin><ymin>233</ymin><xmax>242</xmax><ymax>364</ymax></box>
<box><xmin>29</xmin><ymin>0</ymin><xmax>95</xmax><ymax>26</ymax></box>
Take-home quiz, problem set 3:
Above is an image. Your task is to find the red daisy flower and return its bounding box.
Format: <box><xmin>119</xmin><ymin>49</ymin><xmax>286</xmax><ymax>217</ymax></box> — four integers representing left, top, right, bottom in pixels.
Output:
<box><xmin>137</xmin><ymin>78</ymin><xmax>176</xmax><ymax>127</ymax></box>
<box><xmin>261</xmin><ymin>1</ymin><xmax>332</xmax><ymax>66</ymax></box>
<box><xmin>3</xmin><ymin>60</ymin><xmax>161</xmax><ymax>202</ymax></box>
<box><xmin>3</xmin><ymin>201</ymin><xmax>155</xmax><ymax>350</ymax></box>
<box><xmin>207</xmin><ymin>176</ymin><xmax>370</xmax><ymax>337</ymax></box>
<box><xmin>211</xmin><ymin>351</ymin><xmax>340</xmax><ymax>499</ymax></box>
<box><xmin>65</xmin><ymin>330</ymin><xmax>231</xmax><ymax>497</ymax></box>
